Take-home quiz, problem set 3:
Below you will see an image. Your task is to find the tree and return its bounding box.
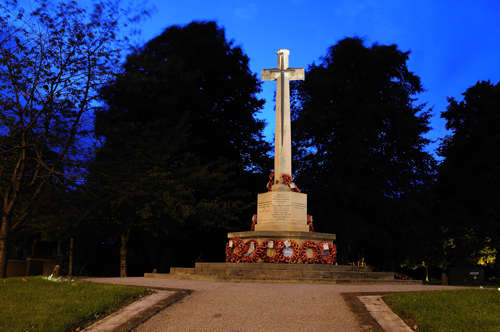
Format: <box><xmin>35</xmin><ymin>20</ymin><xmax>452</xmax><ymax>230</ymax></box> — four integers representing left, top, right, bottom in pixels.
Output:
<box><xmin>290</xmin><ymin>37</ymin><xmax>436</xmax><ymax>270</ymax></box>
<box><xmin>10</xmin><ymin>184</ymin><xmax>91</xmax><ymax>275</ymax></box>
<box><xmin>94</xmin><ymin>21</ymin><xmax>271</xmax><ymax>277</ymax></box>
<box><xmin>436</xmin><ymin>80</ymin><xmax>500</xmax><ymax>274</ymax></box>
<box><xmin>0</xmin><ymin>0</ymin><xmax>149</xmax><ymax>278</ymax></box>
<box><xmin>91</xmin><ymin>120</ymin><xmax>246</xmax><ymax>276</ymax></box>
<box><xmin>100</xmin><ymin>21</ymin><xmax>270</xmax><ymax>171</ymax></box>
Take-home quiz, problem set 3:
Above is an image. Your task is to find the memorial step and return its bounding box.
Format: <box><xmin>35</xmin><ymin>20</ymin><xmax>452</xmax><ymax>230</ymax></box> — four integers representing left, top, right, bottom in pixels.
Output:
<box><xmin>144</xmin><ymin>272</ymin><xmax>422</xmax><ymax>285</ymax></box>
<box><xmin>196</xmin><ymin>262</ymin><xmax>367</xmax><ymax>272</ymax></box>
<box><xmin>169</xmin><ymin>267</ymin><xmax>393</xmax><ymax>280</ymax></box>
<box><xmin>144</xmin><ymin>262</ymin><xmax>422</xmax><ymax>285</ymax></box>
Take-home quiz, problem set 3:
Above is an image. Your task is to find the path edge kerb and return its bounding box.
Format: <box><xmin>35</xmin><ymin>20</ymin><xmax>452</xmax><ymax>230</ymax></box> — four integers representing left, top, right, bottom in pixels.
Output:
<box><xmin>342</xmin><ymin>291</ymin><xmax>429</xmax><ymax>332</ymax></box>
<box><xmin>341</xmin><ymin>293</ymin><xmax>385</xmax><ymax>332</ymax></box>
<box><xmin>110</xmin><ymin>286</ymin><xmax>193</xmax><ymax>332</ymax></box>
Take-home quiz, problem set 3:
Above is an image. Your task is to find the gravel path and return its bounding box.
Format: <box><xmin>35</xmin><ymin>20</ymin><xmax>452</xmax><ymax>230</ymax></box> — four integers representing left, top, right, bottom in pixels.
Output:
<box><xmin>88</xmin><ymin>277</ymin><xmax>463</xmax><ymax>332</ymax></box>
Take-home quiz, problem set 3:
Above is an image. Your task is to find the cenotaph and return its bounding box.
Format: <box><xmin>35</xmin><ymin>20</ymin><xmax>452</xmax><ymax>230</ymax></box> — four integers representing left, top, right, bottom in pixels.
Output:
<box><xmin>144</xmin><ymin>50</ymin><xmax>421</xmax><ymax>283</ymax></box>
<box><xmin>226</xmin><ymin>49</ymin><xmax>337</xmax><ymax>264</ymax></box>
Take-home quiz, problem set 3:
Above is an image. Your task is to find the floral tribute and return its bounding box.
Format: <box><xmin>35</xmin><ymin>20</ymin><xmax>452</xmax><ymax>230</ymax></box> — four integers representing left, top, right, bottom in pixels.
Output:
<box><xmin>266</xmin><ymin>171</ymin><xmax>275</xmax><ymax>191</ymax></box>
<box><xmin>299</xmin><ymin>240</ymin><xmax>321</xmax><ymax>264</ymax></box>
<box><xmin>255</xmin><ymin>239</ymin><xmax>277</xmax><ymax>263</ymax></box>
<box><xmin>266</xmin><ymin>172</ymin><xmax>300</xmax><ymax>192</ymax></box>
<box><xmin>250</xmin><ymin>214</ymin><xmax>257</xmax><ymax>231</ymax></box>
<box><xmin>274</xmin><ymin>239</ymin><xmax>300</xmax><ymax>264</ymax></box>
<box><xmin>242</xmin><ymin>239</ymin><xmax>260</xmax><ymax>263</ymax></box>
<box><xmin>317</xmin><ymin>241</ymin><xmax>337</xmax><ymax>265</ymax></box>
<box><xmin>307</xmin><ymin>215</ymin><xmax>315</xmax><ymax>232</ymax></box>
<box><xmin>225</xmin><ymin>237</ymin><xmax>244</xmax><ymax>262</ymax></box>
<box><xmin>226</xmin><ymin>238</ymin><xmax>337</xmax><ymax>264</ymax></box>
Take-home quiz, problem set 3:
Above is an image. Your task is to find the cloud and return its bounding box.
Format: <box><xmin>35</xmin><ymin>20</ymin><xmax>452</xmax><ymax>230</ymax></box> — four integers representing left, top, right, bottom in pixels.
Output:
<box><xmin>234</xmin><ymin>3</ymin><xmax>258</xmax><ymax>20</ymax></box>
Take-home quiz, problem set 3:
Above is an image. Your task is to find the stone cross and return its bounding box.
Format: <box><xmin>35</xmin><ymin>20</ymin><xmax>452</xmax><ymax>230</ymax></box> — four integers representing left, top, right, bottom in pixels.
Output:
<box><xmin>262</xmin><ymin>49</ymin><xmax>304</xmax><ymax>190</ymax></box>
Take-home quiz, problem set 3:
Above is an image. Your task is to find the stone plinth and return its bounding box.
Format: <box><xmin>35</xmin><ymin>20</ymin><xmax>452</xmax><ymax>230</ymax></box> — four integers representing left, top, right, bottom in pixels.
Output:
<box><xmin>144</xmin><ymin>262</ymin><xmax>423</xmax><ymax>285</ymax></box>
<box><xmin>228</xmin><ymin>230</ymin><xmax>336</xmax><ymax>248</ymax></box>
<box><xmin>255</xmin><ymin>191</ymin><xmax>309</xmax><ymax>232</ymax></box>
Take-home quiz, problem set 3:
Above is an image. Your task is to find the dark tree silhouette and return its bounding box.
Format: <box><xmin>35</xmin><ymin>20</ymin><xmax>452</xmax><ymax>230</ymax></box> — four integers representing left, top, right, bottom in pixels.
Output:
<box><xmin>93</xmin><ymin>21</ymin><xmax>271</xmax><ymax>276</ymax></box>
<box><xmin>436</xmin><ymin>80</ymin><xmax>500</xmax><ymax>274</ymax></box>
<box><xmin>290</xmin><ymin>37</ymin><xmax>436</xmax><ymax>270</ymax></box>
<box><xmin>99</xmin><ymin>21</ymin><xmax>270</xmax><ymax>172</ymax></box>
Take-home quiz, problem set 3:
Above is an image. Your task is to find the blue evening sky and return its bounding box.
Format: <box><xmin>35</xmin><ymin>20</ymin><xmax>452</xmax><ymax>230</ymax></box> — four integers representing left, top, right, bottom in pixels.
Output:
<box><xmin>130</xmin><ymin>0</ymin><xmax>499</xmax><ymax>155</ymax></box>
<box><xmin>86</xmin><ymin>0</ymin><xmax>500</xmax><ymax>155</ymax></box>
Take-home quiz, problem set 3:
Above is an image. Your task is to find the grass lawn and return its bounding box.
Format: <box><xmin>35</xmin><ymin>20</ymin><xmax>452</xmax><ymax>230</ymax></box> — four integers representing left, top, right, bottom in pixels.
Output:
<box><xmin>0</xmin><ymin>276</ymin><xmax>152</xmax><ymax>332</ymax></box>
<box><xmin>385</xmin><ymin>289</ymin><xmax>500</xmax><ymax>332</ymax></box>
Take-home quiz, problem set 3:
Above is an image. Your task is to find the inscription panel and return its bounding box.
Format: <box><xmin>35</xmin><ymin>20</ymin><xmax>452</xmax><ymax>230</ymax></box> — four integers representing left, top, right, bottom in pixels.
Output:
<box><xmin>258</xmin><ymin>199</ymin><xmax>272</xmax><ymax>213</ymax></box>
<box><xmin>257</xmin><ymin>191</ymin><xmax>307</xmax><ymax>224</ymax></box>
<box><xmin>272</xmin><ymin>204</ymin><xmax>291</xmax><ymax>220</ymax></box>
<box><xmin>292</xmin><ymin>201</ymin><xmax>307</xmax><ymax>211</ymax></box>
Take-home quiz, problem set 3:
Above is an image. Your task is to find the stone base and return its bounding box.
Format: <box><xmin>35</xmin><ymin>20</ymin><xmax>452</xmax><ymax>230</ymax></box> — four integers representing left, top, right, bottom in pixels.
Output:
<box><xmin>228</xmin><ymin>230</ymin><xmax>336</xmax><ymax>247</ymax></box>
<box><xmin>227</xmin><ymin>230</ymin><xmax>337</xmax><ymax>264</ymax></box>
<box><xmin>144</xmin><ymin>263</ymin><xmax>423</xmax><ymax>285</ymax></box>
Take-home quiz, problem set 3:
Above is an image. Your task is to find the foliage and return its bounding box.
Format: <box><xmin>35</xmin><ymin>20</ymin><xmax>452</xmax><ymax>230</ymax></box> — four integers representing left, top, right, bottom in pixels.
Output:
<box><xmin>93</xmin><ymin>21</ymin><xmax>271</xmax><ymax>276</ymax></box>
<box><xmin>385</xmin><ymin>289</ymin><xmax>500</xmax><ymax>332</ymax></box>
<box><xmin>487</xmin><ymin>277</ymin><xmax>500</xmax><ymax>285</ymax></box>
<box><xmin>11</xmin><ymin>186</ymin><xmax>86</xmax><ymax>244</ymax></box>
<box><xmin>99</xmin><ymin>20</ymin><xmax>270</xmax><ymax>171</ymax></box>
<box><xmin>0</xmin><ymin>276</ymin><xmax>151</xmax><ymax>332</ymax></box>
<box><xmin>436</xmin><ymin>81</ymin><xmax>500</xmax><ymax>271</ymax></box>
<box><xmin>290</xmin><ymin>37</ymin><xmax>436</xmax><ymax>269</ymax></box>
<box><xmin>0</xmin><ymin>0</ymin><xmax>150</xmax><ymax>278</ymax></box>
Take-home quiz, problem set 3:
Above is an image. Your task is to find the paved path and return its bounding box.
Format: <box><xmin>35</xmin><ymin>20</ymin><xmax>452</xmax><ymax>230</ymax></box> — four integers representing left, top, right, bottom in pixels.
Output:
<box><xmin>87</xmin><ymin>277</ymin><xmax>462</xmax><ymax>332</ymax></box>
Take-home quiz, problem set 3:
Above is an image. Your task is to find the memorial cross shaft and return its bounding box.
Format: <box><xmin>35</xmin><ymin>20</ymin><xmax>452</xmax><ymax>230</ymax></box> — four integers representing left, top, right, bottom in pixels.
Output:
<box><xmin>262</xmin><ymin>49</ymin><xmax>304</xmax><ymax>190</ymax></box>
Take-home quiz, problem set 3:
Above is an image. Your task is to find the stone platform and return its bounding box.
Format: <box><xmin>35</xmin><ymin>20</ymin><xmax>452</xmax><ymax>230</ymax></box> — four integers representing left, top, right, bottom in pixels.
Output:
<box><xmin>228</xmin><ymin>230</ymin><xmax>336</xmax><ymax>246</ymax></box>
<box><xmin>144</xmin><ymin>262</ymin><xmax>422</xmax><ymax>285</ymax></box>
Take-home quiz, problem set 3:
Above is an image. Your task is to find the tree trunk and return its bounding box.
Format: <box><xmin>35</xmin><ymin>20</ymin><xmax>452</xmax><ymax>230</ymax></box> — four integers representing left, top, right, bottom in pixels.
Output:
<box><xmin>0</xmin><ymin>217</ymin><xmax>10</xmax><ymax>279</ymax></box>
<box><xmin>68</xmin><ymin>237</ymin><xmax>74</xmax><ymax>277</ymax></box>
<box><xmin>120</xmin><ymin>228</ymin><xmax>131</xmax><ymax>278</ymax></box>
<box><xmin>31</xmin><ymin>239</ymin><xmax>37</xmax><ymax>257</ymax></box>
<box><xmin>495</xmin><ymin>244</ymin><xmax>500</xmax><ymax>278</ymax></box>
<box><xmin>56</xmin><ymin>240</ymin><xmax>63</xmax><ymax>266</ymax></box>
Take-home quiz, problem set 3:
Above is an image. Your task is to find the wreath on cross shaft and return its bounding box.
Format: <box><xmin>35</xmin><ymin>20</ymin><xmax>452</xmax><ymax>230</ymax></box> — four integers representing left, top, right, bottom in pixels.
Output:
<box><xmin>266</xmin><ymin>172</ymin><xmax>300</xmax><ymax>192</ymax></box>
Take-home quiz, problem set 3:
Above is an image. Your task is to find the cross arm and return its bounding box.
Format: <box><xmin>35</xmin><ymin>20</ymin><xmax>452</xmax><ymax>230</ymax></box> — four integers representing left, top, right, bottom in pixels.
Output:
<box><xmin>261</xmin><ymin>68</ymin><xmax>305</xmax><ymax>82</ymax></box>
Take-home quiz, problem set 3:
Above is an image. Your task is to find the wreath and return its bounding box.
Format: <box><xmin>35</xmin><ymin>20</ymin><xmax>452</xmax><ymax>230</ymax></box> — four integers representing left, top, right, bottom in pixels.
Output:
<box><xmin>267</xmin><ymin>172</ymin><xmax>301</xmax><ymax>192</ymax></box>
<box><xmin>274</xmin><ymin>239</ymin><xmax>300</xmax><ymax>264</ymax></box>
<box><xmin>299</xmin><ymin>240</ymin><xmax>321</xmax><ymax>264</ymax></box>
<box><xmin>255</xmin><ymin>239</ymin><xmax>277</xmax><ymax>263</ymax></box>
<box><xmin>281</xmin><ymin>174</ymin><xmax>301</xmax><ymax>193</ymax></box>
<box><xmin>225</xmin><ymin>244</ymin><xmax>232</xmax><ymax>262</ymax></box>
<box><xmin>317</xmin><ymin>241</ymin><xmax>337</xmax><ymax>265</ymax></box>
<box><xmin>307</xmin><ymin>215</ymin><xmax>315</xmax><ymax>232</ymax></box>
<box><xmin>242</xmin><ymin>239</ymin><xmax>260</xmax><ymax>263</ymax></box>
<box><xmin>225</xmin><ymin>237</ymin><xmax>244</xmax><ymax>263</ymax></box>
<box><xmin>266</xmin><ymin>171</ymin><xmax>275</xmax><ymax>191</ymax></box>
<box><xmin>250</xmin><ymin>214</ymin><xmax>257</xmax><ymax>231</ymax></box>
<box><xmin>281</xmin><ymin>173</ymin><xmax>294</xmax><ymax>186</ymax></box>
